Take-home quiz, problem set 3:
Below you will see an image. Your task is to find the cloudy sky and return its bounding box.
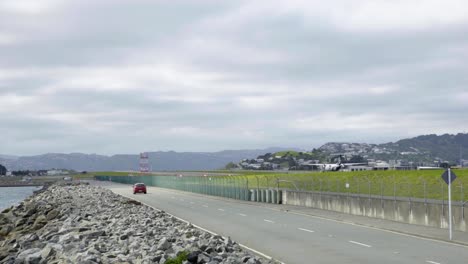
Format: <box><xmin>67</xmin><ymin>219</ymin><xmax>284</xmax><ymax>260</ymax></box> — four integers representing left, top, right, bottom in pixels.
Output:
<box><xmin>1</xmin><ymin>0</ymin><xmax>467</xmax><ymax>155</ymax></box>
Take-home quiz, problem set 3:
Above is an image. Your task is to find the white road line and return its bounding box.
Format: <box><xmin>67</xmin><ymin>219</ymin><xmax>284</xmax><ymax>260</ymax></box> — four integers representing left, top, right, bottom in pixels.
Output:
<box><xmin>111</xmin><ymin>191</ymin><xmax>285</xmax><ymax>264</ymax></box>
<box><xmin>202</xmin><ymin>205</ymin><xmax>208</xmax><ymax>208</ymax></box>
<box><xmin>264</xmin><ymin>219</ymin><xmax>275</xmax><ymax>223</ymax></box>
<box><xmin>426</xmin><ymin>261</ymin><xmax>441</xmax><ymax>264</ymax></box>
<box><xmin>282</xmin><ymin>210</ymin><xmax>468</xmax><ymax>249</ymax></box>
<box><xmin>190</xmin><ymin>202</ymin><xmax>195</xmax><ymax>204</ymax></box>
<box><xmin>218</xmin><ymin>209</ymin><xmax>225</xmax><ymax>212</ymax></box>
<box><xmin>298</xmin><ymin>228</ymin><xmax>315</xmax><ymax>233</ymax></box>
<box><xmin>239</xmin><ymin>213</ymin><xmax>247</xmax><ymax>217</ymax></box>
<box><xmin>146</xmin><ymin>186</ymin><xmax>468</xmax><ymax>249</ymax></box>
<box><xmin>349</xmin><ymin>240</ymin><xmax>372</xmax><ymax>248</ymax></box>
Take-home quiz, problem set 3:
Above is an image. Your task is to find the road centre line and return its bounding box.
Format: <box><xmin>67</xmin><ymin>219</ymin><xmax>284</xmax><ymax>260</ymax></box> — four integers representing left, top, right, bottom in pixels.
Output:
<box><xmin>218</xmin><ymin>209</ymin><xmax>225</xmax><ymax>211</ymax></box>
<box><xmin>298</xmin><ymin>228</ymin><xmax>315</xmax><ymax>233</ymax></box>
<box><xmin>426</xmin><ymin>261</ymin><xmax>441</xmax><ymax>264</ymax></box>
<box><xmin>349</xmin><ymin>241</ymin><xmax>372</xmax><ymax>248</ymax></box>
<box><xmin>264</xmin><ymin>219</ymin><xmax>275</xmax><ymax>223</ymax></box>
<box><xmin>239</xmin><ymin>213</ymin><xmax>247</xmax><ymax>217</ymax></box>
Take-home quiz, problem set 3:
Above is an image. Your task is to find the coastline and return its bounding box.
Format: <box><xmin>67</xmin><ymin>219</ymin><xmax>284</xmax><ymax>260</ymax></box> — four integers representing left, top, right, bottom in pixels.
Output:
<box><xmin>0</xmin><ymin>184</ymin><xmax>43</xmax><ymax>187</ymax></box>
<box><xmin>0</xmin><ymin>183</ymin><xmax>275</xmax><ymax>263</ymax></box>
<box><xmin>0</xmin><ymin>186</ymin><xmax>42</xmax><ymax>212</ymax></box>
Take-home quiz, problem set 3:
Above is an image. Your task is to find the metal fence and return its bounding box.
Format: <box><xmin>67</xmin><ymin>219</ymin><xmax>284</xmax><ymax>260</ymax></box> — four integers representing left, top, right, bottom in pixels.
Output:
<box><xmin>95</xmin><ymin>175</ymin><xmax>252</xmax><ymax>201</ymax></box>
<box><xmin>250</xmin><ymin>174</ymin><xmax>467</xmax><ymax>205</ymax></box>
<box><xmin>95</xmin><ymin>174</ymin><xmax>467</xmax><ymax>206</ymax></box>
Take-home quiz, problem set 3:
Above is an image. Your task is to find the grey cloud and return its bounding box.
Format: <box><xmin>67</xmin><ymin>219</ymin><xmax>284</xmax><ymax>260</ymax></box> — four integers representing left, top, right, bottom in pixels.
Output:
<box><xmin>1</xmin><ymin>0</ymin><xmax>467</xmax><ymax>155</ymax></box>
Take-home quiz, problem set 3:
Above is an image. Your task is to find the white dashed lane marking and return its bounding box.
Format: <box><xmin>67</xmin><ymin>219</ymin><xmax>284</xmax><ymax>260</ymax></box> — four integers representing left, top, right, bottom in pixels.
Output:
<box><xmin>298</xmin><ymin>228</ymin><xmax>315</xmax><ymax>233</ymax></box>
<box><xmin>264</xmin><ymin>219</ymin><xmax>275</xmax><ymax>223</ymax></box>
<box><xmin>239</xmin><ymin>213</ymin><xmax>247</xmax><ymax>217</ymax></box>
<box><xmin>426</xmin><ymin>261</ymin><xmax>441</xmax><ymax>264</ymax></box>
<box><xmin>218</xmin><ymin>209</ymin><xmax>225</xmax><ymax>212</ymax></box>
<box><xmin>349</xmin><ymin>241</ymin><xmax>372</xmax><ymax>248</ymax></box>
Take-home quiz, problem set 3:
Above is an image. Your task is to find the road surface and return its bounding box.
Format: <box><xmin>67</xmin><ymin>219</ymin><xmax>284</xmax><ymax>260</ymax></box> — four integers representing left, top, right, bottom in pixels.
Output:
<box><xmin>98</xmin><ymin>181</ymin><xmax>468</xmax><ymax>264</ymax></box>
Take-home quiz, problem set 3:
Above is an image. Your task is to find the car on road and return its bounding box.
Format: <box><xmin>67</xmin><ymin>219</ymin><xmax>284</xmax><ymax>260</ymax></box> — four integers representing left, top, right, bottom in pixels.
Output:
<box><xmin>133</xmin><ymin>183</ymin><xmax>147</xmax><ymax>194</ymax></box>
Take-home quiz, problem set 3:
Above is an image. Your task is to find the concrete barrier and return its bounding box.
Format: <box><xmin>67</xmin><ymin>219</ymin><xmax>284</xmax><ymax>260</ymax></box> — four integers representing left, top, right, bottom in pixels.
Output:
<box><xmin>271</xmin><ymin>190</ymin><xmax>277</xmax><ymax>204</ymax></box>
<box><xmin>282</xmin><ymin>190</ymin><xmax>467</xmax><ymax>232</ymax></box>
<box><xmin>266</xmin><ymin>190</ymin><xmax>271</xmax><ymax>203</ymax></box>
<box><xmin>250</xmin><ymin>189</ymin><xmax>257</xmax><ymax>202</ymax></box>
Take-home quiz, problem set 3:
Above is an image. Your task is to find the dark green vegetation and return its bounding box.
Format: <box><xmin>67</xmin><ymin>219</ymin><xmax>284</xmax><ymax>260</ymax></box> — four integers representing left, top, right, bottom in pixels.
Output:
<box><xmin>0</xmin><ymin>164</ymin><xmax>6</xmax><ymax>175</ymax></box>
<box><xmin>164</xmin><ymin>251</ymin><xmax>188</xmax><ymax>264</ymax></box>
<box><xmin>264</xmin><ymin>149</ymin><xmax>329</xmax><ymax>162</ymax></box>
<box><xmin>379</xmin><ymin>133</ymin><xmax>468</xmax><ymax>163</ymax></box>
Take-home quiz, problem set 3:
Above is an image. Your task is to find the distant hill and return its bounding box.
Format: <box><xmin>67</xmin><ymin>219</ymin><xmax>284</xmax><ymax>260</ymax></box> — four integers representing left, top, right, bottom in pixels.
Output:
<box><xmin>319</xmin><ymin>133</ymin><xmax>468</xmax><ymax>164</ymax></box>
<box><xmin>0</xmin><ymin>147</ymin><xmax>296</xmax><ymax>171</ymax></box>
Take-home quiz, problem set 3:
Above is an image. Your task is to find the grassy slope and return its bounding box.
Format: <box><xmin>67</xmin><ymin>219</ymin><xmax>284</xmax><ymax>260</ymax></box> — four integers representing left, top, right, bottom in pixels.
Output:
<box><xmin>243</xmin><ymin>169</ymin><xmax>468</xmax><ymax>201</ymax></box>
<box><xmin>81</xmin><ymin>169</ymin><xmax>468</xmax><ymax>201</ymax></box>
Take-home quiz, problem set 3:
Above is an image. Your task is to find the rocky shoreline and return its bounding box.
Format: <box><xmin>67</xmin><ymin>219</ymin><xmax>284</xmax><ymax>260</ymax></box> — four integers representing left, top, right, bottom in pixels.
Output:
<box><xmin>0</xmin><ymin>183</ymin><xmax>276</xmax><ymax>264</ymax></box>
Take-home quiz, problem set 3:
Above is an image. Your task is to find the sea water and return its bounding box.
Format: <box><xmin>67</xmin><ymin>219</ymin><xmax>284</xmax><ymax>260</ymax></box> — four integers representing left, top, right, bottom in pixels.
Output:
<box><xmin>0</xmin><ymin>186</ymin><xmax>40</xmax><ymax>211</ymax></box>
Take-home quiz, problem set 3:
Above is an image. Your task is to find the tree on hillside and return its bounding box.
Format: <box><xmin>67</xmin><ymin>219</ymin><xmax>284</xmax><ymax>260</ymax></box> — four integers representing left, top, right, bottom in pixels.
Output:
<box><xmin>0</xmin><ymin>164</ymin><xmax>6</xmax><ymax>175</ymax></box>
<box><xmin>348</xmin><ymin>155</ymin><xmax>366</xmax><ymax>163</ymax></box>
<box><xmin>224</xmin><ymin>162</ymin><xmax>238</xmax><ymax>170</ymax></box>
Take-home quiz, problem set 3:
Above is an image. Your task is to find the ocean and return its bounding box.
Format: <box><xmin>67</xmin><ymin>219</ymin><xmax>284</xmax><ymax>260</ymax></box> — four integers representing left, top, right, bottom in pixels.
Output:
<box><xmin>0</xmin><ymin>186</ymin><xmax>41</xmax><ymax>211</ymax></box>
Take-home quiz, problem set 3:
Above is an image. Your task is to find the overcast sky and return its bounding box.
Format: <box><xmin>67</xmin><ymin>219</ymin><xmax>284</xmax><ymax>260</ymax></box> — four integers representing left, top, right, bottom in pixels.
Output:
<box><xmin>1</xmin><ymin>0</ymin><xmax>468</xmax><ymax>155</ymax></box>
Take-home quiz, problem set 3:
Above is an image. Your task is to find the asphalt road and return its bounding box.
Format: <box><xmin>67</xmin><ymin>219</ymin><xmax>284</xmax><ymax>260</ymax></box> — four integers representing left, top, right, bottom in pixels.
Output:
<box><xmin>98</xmin><ymin>182</ymin><xmax>468</xmax><ymax>264</ymax></box>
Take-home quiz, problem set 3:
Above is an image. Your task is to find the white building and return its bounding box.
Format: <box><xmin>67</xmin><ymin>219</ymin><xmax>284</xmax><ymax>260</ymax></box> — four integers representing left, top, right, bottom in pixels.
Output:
<box><xmin>47</xmin><ymin>170</ymin><xmax>69</xmax><ymax>176</ymax></box>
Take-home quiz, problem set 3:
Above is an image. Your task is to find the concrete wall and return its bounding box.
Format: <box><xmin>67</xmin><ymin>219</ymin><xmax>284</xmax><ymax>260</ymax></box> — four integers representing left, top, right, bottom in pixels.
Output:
<box><xmin>281</xmin><ymin>190</ymin><xmax>468</xmax><ymax>232</ymax></box>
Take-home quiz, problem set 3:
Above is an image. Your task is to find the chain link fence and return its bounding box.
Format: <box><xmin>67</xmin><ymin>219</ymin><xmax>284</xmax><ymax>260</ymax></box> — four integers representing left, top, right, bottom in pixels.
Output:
<box><xmin>95</xmin><ymin>172</ymin><xmax>467</xmax><ymax>206</ymax></box>
<box><xmin>95</xmin><ymin>175</ymin><xmax>252</xmax><ymax>201</ymax></box>
<box><xmin>246</xmin><ymin>173</ymin><xmax>467</xmax><ymax>205</ymax></box>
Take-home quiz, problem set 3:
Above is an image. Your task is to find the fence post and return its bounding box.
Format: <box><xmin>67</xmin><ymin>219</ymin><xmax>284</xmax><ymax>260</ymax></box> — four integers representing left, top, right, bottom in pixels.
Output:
<box><xmin>276</xmin><ymin>177</ymin><xmax>280</xmax><ymax>204</ymax></box>
<box><xmin>408</xmin><ymin>183</ymin><xmax>412</xmax><ymax>215</ymax></box>
<box><xmin>423</xmin><ymin>180</ymin><xmax>427</xmax><ymax>215</ymax></box>
<box><xmin>368</xmin><ymin>178</ymin><xmax>371</xmax><ymax>211</ymax></box>
<box><xmin>441</xmin><ymin>182</ymin><xmax>445</xmax><ymax>216</ymax></box>
<box><xmin>393</xmin><ymin>179</ymin><xmax>396</xmax><ymax>217</ymax></box>
<box><xmin>380</xmin><ymin>179</ymin><xmax>384</xmax><ymax>212</ymax></box>
<box><xmin>461</xmin><ymin>183</ymin><xmax>465</xmax><ymax>220</ymax></box>
<box><xmin>264</xmin><ymin>176</ymin><xmax>270</xmax><ymax>189</ymax></box>
<box><xmin>319</xmin><ymin>179</ymin><xmax>323</xmax><ymax>201</ymax></box>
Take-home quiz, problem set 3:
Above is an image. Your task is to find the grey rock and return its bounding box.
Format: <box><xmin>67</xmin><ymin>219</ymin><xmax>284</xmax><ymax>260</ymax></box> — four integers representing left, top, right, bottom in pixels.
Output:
<box><xmin>0</xmin><ymin>184</ymin><xmax>267</xmax><ymax>264</ymax></box>
<box><xmin>0</xmin><ymin>224</ymin><xmax>13</xmax><ymax>236</ymax></box>
<box><xmin>197</xmin><ymin>252</ymin><xmax>212</xmax><ymax>264</ymax></box>
<box><xmin>157</xmin><ymin>237</ymin><xmax>171</xmax><ymax>251</ymax></box>
<box><xmin>15</xmin><ymin>248</ymin><xmax>41</xmax><ymax>263</ymax></box>
<box><xmin>41</xmin><ymin>246</ymin><xmax>55</xmax><ymax>259</ymax></box>
<box><xmin>187</xmin><ymin>251</ymin><xmax>200</xmax><ymax>263</ymax></box>
<box><xmin>46</xmin><ymin>209</ymin><xmax>60</xmax><ymax>220</ymax></box>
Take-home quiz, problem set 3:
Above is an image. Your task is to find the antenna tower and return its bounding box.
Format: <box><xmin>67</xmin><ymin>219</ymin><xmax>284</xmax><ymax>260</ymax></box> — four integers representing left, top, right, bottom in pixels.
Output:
<box><xmin>139</xmin><ymin>152</ymin><xmax>150</xmax><ymax>173</ymax></box>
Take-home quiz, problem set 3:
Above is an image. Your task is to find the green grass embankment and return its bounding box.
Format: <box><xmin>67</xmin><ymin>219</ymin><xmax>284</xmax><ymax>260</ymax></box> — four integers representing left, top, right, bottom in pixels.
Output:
<box><xmin>82</xmin><ymin>169</ymin><xmax>468</xmax><ymax>201</ymax></box>
<box><xmin>243</xmin><ymin>169</ymin><xmax>468</xmax><ymax>201</ymax></box>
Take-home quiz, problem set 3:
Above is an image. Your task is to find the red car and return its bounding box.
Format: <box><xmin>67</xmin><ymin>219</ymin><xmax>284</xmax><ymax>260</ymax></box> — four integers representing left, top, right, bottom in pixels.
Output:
<box><xmin>133</xmin><ymin>183</ymin><xmax>147</xmax><ymax>194</ymax></box>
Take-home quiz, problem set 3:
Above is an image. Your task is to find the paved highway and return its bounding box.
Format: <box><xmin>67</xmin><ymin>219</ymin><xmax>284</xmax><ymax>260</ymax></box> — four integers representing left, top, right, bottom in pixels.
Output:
<box><xmin>99</xmin><ymin>182</ymin><xmax>468</xmax><ymax>264</ymax></box>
